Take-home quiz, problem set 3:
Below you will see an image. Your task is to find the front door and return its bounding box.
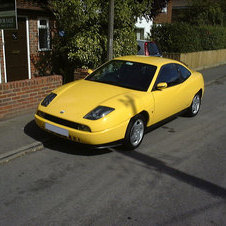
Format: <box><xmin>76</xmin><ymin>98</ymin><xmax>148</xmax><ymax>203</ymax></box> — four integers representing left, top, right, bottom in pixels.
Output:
<box><xmin>152</xmin><ymin>63</ymin><xmax>185</xmax><ymax>123</ymax></box>
<box><xmin>4</xmin><ymin>17</ymin><xmax>28</xmax><ymax>82</ymax></box>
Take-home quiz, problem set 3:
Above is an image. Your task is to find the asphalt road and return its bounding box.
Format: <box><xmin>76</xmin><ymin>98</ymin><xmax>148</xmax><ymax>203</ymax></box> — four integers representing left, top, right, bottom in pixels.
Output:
<box><xmin>1</xmin><ymin>77</ymin><xmax>226</xmax><ymax>225</ymax></box>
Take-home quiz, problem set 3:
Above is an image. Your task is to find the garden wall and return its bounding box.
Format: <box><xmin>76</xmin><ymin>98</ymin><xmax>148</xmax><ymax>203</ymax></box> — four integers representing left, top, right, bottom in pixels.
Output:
<box><xmin>0</xmin><ymin>75</ymin><xmax>62</xmax><ymax>120</ymax></box>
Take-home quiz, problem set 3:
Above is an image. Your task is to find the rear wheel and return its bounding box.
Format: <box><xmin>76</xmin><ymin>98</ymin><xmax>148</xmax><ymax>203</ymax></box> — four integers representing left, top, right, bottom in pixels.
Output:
<box><xmin>123</xmin><ymin>114</ymin><xmax>145</xmax><ymax>150</ymax></box>
<box><xmin>186</xmin><ymin>93</ymin><xmax>201</xmax><ymax>117</ymax></box>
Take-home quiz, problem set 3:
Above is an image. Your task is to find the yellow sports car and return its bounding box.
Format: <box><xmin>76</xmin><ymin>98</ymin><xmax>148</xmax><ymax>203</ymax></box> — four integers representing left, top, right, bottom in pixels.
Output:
<box><xmin>35</xmin><ymin>56</ymin><xmax>204</xmax><ymax>150</ymax></box>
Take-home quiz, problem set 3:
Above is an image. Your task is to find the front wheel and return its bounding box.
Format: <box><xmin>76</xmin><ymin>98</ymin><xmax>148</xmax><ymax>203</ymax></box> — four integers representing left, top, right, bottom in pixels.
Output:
<box><xmin>186</xmin><ymin>93</ymin><xmax>201</xmax><ymax>117</ymax></box>
<box><xmin>123</xmin><ymin>115</ymin><xmax>145</xmax><ymax>150</ymax></box>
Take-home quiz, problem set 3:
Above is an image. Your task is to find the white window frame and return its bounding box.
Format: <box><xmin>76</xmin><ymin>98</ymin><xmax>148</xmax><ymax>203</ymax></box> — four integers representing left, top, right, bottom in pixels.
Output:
<box><xmin>38</xmin><ymin>18</ymin><xmax>50</xmax><ymax>51</ymax></box>
<box><xmin>162</xmin><ymin>4</ymin><xmax>168</xmax><ymax>13</ymax></box>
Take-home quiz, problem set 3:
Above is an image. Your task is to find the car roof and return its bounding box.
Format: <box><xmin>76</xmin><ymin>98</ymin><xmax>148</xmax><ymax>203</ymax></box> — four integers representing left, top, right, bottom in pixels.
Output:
<box><xmin>114</xmin><ymin>55</ymin><xmax>182</xmax><ymax>67</ymax></box>
<box><xmin>137</xmin><ymin>40</ymin><xmax>154</xmax><ymax>43</ymax></box>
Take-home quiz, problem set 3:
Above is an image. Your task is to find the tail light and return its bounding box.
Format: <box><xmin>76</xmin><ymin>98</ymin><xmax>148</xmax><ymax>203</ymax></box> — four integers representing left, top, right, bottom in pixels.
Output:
<box><xmin>144</xmin><ymin>42</ymin><xmax>149</xmax><ymax>56</ymax></box>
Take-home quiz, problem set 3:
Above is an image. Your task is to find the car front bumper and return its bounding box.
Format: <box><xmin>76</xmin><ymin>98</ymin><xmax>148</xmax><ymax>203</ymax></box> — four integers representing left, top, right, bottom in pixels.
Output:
<box><xmin>35</xmin><ymin>114</ymin><xmax>129</xmax><ymax>146</ymax></box>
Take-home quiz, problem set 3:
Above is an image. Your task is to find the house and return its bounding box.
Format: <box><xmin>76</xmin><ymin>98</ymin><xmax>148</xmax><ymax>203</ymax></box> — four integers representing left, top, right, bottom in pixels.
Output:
<box><xmin>135</xmin><ymin>17</ymin><xmax>153</xmax><ymax>40</ymax></box>
<box><xmin>154</xmin><ymin>0</ymin><xmax>173</xmax><ymax>25</ymax></box>
<box><xmin>171</xmin><ymin>0</ymin><xmax>189</xmax><ymax>22</ymax></box>
<box><xmin>135</xmin><ymin>0</ymin><xmax>173</xmax><ymax>40</ymax></box>
<box><xmin>0</xmin><ymin>0</ymin><xmax>55</xmax><ymax>83</ymax></box>
<box><xmin>0</xmin><ymin>0</ymin><xmax>62</xmax><ymax>120</ymax></box>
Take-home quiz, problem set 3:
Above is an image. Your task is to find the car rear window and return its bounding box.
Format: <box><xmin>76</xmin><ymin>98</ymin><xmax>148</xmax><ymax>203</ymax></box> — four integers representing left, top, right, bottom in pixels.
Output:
<box><xmin>148</xmin><ymin>42</ymin><xmax>160</xmax><ymax>55</ymax></box>
<box><xmin>177</xmin><ymin>64</ymin><xmax>191</xmax><ymax>80</ymax></box>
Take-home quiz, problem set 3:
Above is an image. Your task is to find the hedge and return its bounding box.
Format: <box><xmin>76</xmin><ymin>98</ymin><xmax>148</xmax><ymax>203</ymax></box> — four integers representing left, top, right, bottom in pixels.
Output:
<box><xmin>151</xmin><ymin>23</ymin><xmax>226</xmax><ymax>53</ymax></box>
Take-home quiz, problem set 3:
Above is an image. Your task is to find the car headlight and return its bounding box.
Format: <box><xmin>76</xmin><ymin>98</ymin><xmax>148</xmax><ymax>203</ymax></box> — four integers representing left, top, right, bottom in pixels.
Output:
<box><xmin>41</xmin><ymin>92</ymin><xmax>57</xmax><ymax>107</ymax></box>
<box><xmin>84</xmin><ymin>106</ymin><xmax>115</xmax><ymax>120</ymax></box>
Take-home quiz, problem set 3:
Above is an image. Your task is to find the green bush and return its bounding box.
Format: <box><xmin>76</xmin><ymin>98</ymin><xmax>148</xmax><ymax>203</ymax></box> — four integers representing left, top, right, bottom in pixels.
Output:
<box><xmin>151</xmin><ymin>23</ymin><xmax>226</xmax><ymax>53</ymax></box>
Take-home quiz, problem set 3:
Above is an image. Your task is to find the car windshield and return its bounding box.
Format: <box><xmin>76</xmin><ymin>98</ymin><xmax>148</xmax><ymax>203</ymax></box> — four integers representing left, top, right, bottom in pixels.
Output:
<box><xmin>85</xmin><ymin>60</ymin><xmax>157</xmax><ymax>91</ymax></box>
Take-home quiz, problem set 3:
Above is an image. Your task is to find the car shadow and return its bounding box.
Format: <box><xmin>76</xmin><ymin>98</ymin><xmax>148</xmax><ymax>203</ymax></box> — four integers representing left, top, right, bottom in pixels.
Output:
<box><xmin>112</xmin><ymin>149</ymin><xmax>226</xmax><ymax>199</ymax></box>
<box><xmin>24</xmin><ymin>110</ymin><xmax>191</xmax><ymax>157</ymax></box>
<box><xmin>24</xmin><ymin>120</ymin><xmax>112</xmax><ymax>156</ymax></box>
<box><xmin>145</xmin><ymin>113</ymin><xmax>179</xmax><ymax>134</ymax></box>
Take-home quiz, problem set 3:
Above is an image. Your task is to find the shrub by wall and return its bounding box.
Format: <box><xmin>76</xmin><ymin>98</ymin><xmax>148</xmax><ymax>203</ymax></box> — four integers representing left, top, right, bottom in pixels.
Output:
<box><xmin>151</xmin><ymin>23</ymin><xmax>226</xmax><ymax>53</ymax></box>
<box><xmin>0</xmin><ymin>75</ymin><xmax>62</xmax><ymax>120</ymax></box>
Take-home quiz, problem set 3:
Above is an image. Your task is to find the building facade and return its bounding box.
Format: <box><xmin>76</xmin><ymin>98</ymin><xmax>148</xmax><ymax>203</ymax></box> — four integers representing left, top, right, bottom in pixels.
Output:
<box><xmin>135</xmin><ymin>0</ymin><xmax>173</xmax><ymax>40</ymax></box>
<box><xmin>171</xmin><ymin>0</ymin><xmax>189</xmax><ymax>22</ymax></box>
<box><xmin>0</xmin><ymin>0</ymin><xmax>54</xmax><ymax>83</ymax></box>
<box><xmin>154</xmin><ymin>0</ymin><xmax>173</xmax><ymax>25</ymax></box>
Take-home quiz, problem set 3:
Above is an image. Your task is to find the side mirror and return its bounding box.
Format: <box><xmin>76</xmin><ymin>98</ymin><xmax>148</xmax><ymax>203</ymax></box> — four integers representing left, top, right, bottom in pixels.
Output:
<box><xmin>87</xmin><ymin>69</ymin><xmax>93</xmax><ymax>74</ymax></box>
<box><xmin>157</xmin><ymin>82</ymin><xmax>167</xmax><ymax>90</ymax></box>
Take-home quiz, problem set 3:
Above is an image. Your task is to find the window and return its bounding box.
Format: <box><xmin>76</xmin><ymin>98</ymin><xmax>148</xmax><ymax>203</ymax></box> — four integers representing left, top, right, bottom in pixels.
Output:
<box><xmin>38</xmin><ymin>19</ymin><xmax>50</xmax><ymax>51</ymax></box>
<box><xmin>86</xmin><ymin>60</ymin><xmax>157</xmax><ymax>91</ymax></box>
<box><xmin>176</xmin><ymin>64</ymin><xmax>191</xmax><ymax>81</ymax></box>
<box><xmin>155</xmin><ymin>63</ymin><xmax>181</xmax><ymax>88</ymax></box>
<box><xmin>161</xmin><ymin>4</ymin><xmax>168</xmax><ymax>13</ymax></box>
<box><xmin>147</xmin><ymin>42</ymin><xmax>161</xmax><ymax>56</ymax></box>
<box><xmin>135</xmin><ymin>28</ymin><xmax>144</xmax><ymax>40</ymax></box>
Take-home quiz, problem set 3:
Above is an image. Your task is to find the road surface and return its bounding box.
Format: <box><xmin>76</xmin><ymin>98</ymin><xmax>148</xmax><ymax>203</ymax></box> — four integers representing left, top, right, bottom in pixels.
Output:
<box><xmin>0</xmin><ymin>76</ymin><xmax>226</xmax><ymax>225</ymax></box>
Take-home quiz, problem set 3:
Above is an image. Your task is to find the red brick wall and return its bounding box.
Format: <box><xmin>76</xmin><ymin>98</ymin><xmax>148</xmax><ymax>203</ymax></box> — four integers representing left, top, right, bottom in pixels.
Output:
<box><xmin>154</xmin><ymin>0</ymin><xmax>172</xmax><ymax>24</ymax></box>
<box><xmin>0</xmin><ymin>32</ymin><xmax>5</xmax><ymax>83</ymax></box>
<box><xmin>29</xmin><ymin>17</ymin><xmax>39</xmax><ymax>77</ymax></box>
<box><xmin>29</xmin><ymin>17</ymin><xmax>56</xmax><ymax>77</ymax></box>
<box><xmin>17</xmin><ymin>0</ymin><xmax>50</xmax><ymax>11</ymax></box>
<box><xmin>74</xmin><ymin>69</ymin><xmax>89</xmax><ymax>80</ymax></box>
<box><xmin>0</xmin><ymin>75</ymin><xmax>62</xmax><ymax>120</ymax></box>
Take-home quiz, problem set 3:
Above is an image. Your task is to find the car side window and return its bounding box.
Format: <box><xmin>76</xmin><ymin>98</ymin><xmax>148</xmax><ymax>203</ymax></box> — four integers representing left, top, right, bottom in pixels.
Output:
<box><xmin>176</xmin><ymin>64</ymin><xmax>191</xmax><ymax>81</ymax></box>
<box><xmin>155</xmin><ymin>63</ymin><xmax>181</xmax><ymax>88</ymax></box>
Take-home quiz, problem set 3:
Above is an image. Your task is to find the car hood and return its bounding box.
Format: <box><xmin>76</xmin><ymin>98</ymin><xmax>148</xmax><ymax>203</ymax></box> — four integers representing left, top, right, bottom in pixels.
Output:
<box><xmin>41</xmin><ymin>80</ymin><xmax>135</xmax><ymax>119</ymax></box>
<box><xmin>38</xmin><ymin>79</ymin><xmax>154</xmax><ymax>132</ymax></box>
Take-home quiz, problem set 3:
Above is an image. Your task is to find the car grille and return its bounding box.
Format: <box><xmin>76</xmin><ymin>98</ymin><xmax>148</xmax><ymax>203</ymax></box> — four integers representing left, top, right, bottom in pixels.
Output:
<box><xmin>37</xmin><ymin>110</ymin><xmax>91</xmax><ymax>132</ymax></box>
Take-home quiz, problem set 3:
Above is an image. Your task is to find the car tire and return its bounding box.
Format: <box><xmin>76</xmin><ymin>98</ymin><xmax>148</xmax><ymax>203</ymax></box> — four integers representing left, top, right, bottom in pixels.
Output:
<box><xmin>186</xmin><ymin>93</ymin><xmax>201</xmax><ymax>117</ymax></box>
<box><xmin>123</xmin><ymin>114</ymin><xmax>145</xmax><ymax>150</ymax></box>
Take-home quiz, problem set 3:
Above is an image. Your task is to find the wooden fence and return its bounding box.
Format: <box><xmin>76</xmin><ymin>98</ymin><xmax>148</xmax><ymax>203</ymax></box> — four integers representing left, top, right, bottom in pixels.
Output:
<box><xmin>163</xmin><ymin>49</ymin><xmax>226</xmax><ymax>70</ymax></box>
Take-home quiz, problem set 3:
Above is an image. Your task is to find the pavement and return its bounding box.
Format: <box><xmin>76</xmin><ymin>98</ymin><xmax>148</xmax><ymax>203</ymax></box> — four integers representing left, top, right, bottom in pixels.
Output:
<box><xmin>0</xmin><ymin>64</ymin><xmax>226</xmax><ymax>164</ymax></box>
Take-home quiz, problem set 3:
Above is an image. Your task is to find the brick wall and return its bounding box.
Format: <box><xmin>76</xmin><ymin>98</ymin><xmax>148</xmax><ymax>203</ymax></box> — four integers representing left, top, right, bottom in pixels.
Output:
<box><xmin>74</xmin><ymin>68</ymin><xmax>89</xmax><ymax>80</ymax></box>
<box><xmin>17</xmin><ymin>0</ymin><xmax>50</xmax><ymax>11</ymax></box>
<box><xmin>0</xmin><ymin>75</ymin><xmax>62</xmax><ymax>120</ymax></box>
<box><xmin>154</xmin><ymin>0</ymin><xmax>172</xmax><ymax>24</ymax></box>
<box><xmin>0</xmin><ymin>32</ymin><xmax>4</xmax><ymax>83</ymax></box>
<box><xmin>29</xmin><ymin>17</ymin><xmax>39</xmax><ymax>77</ymax></box>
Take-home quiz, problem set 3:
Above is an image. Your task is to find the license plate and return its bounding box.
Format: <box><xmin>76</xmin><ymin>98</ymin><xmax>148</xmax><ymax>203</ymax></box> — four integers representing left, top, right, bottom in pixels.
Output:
<box><xmin>45</xmin><ymin>123</ymin><xmax>69</xmax><ymax>137</ymax></box>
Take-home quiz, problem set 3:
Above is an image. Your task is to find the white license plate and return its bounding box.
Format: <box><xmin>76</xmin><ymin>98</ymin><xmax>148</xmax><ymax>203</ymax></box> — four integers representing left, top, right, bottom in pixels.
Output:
<box><xmin>45</xmin><ymin>123</ymin><xmax>69</xmax><ymax>137</ymax></box>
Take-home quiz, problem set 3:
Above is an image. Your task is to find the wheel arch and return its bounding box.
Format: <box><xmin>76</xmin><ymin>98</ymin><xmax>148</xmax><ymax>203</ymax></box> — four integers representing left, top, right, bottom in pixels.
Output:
<box><xmin>139</xmin><ymin>110</ymin><xmax>149</xmax><ymax>126</ymax></box>
<box><xmin>197</xmin><ymin>89</ymin><xmax>203</xmax><ymax>98</ymax></box>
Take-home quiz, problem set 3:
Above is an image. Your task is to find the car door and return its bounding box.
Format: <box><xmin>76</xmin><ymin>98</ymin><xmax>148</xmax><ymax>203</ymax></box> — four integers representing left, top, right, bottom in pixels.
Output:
<box><xmin>152</xmin><ymin>63</ymin><xmax>185</xmax><ymax>123</ymax></box>
<box><xmin>175</xmin><ymin>63</ymin><xmax>193</xmax><ymax>108</ymax></box>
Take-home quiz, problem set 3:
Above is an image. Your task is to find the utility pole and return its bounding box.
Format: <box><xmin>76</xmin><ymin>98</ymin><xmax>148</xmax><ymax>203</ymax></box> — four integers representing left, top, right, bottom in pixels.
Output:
<box><xmin>107</xmin><ymin>0</ymin><xmax>114</xmax><ymax>61</ymax></box>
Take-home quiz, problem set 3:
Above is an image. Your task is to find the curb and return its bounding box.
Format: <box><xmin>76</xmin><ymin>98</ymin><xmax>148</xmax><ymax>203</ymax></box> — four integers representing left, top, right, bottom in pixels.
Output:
<box><xmin>0</xmin><ymin>141</ymin><xmax>45</xmax><ymax>164</ymax></box>
<box><xmin>1</xmin><ymin>73</ymin><xmax>226</xmax><ymax>164</ymax></box>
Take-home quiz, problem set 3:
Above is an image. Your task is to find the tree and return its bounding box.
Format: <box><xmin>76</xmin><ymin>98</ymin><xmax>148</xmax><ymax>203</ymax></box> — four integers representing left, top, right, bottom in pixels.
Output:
<box><xmin>175</xmin><ymin>0</ymin><xmax>225</xmax><ymax>26</ymax></box>
<box><xmin>50</xmin><ymin>0</ymin><xmax>151</xmax><ymax>66</ymax></box>
<box><xmin>49</xmin><ymin>0</ymin><xmax>170</xmax><ymax>82</ymax></box>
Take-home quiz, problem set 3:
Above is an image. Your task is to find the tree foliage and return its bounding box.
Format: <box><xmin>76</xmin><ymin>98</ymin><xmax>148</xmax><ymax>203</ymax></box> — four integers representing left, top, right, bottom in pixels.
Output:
<box><xmin>49</xmin><ymin>0</ymin><xmax>172</xmax><ymax>82</ymax></box>
<box><xmin>50</xmin><ymin>0</ymin><xmax>154</xmax><ymax>70</ymax></box>
<box><xmin>152</xmin><ymin>0</ymin><xmax>226</xmax><ymax>54</ymax></box>
<box><xmin>174</xmin><ymin>0</ymin><xmax>226</xmax><ymax>26</ymax></box>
